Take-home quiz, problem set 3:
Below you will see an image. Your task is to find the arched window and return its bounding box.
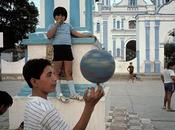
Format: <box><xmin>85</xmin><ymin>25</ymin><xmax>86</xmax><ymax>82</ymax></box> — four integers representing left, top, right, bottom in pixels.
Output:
<box><xmin>129</xmin><ymin>20</ymin><xmax>136</xmax><ymax>29</ymax></box>
<box><xmin>102</xmin><ymin>0</ymin><xmax>104</xmax><ymax>5</ymax></box>
<box><xmin>117</xmin><ymin>20</ymin><xmax>120</xmax><ymax>29</ymax></box>
<box><xmin>106</xmin><ymin>0</ymin><xmax>109</xmax><ymax>5</ymax></box>
<box><xmin>126</xmin><ymin>40</ymin><xmax>136</xmax><ymax>61</ymax></box>
<box><xmin>121</xmin><ymin>18</ymin><xmax>124</xmax><ymax>29</ymax></box>
<box><xmin>128</xmin><ymin>0</ymin><xmax>137</xmax><ymax>6</ymax></box>
<box><xmin>117</xmin><ymin>48</ymin><xmax>120</xmax><ymax>57</ymax></box>
<box><xmin>113</xmin><ymin>19</ymin><xmax>116</xmax><ymax>29</ymax></box>
<box><xmin>166</xmin><ymin>0</ymin><xmax>170</xmax><ymax>3</ymax></box>
<box><xmin>96</xmin><ymin>22</ymin><xmax>100</xmax><ymax>32</ymax></box>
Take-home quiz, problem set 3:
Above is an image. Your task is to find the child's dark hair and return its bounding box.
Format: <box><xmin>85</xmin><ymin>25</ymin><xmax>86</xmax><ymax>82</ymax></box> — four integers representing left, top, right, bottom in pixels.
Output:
<box><xmin>0</xmin><ymin>91</ymin><xmax>13</xmax><ymax>107</ymax></box>
<box><xmin>22</xmin><ymin>59</ymin><xmax>51</xmax><ymax>88</ymax></box>
<box><xmin>53</xmin><ymin>7</ymin><xmax>67</xmax><ymax>20</ymax></box>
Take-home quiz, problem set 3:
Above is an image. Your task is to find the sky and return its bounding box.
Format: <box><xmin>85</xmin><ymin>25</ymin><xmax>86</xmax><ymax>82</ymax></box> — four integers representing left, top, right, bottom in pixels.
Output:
<box><xmin>29</xmin><ymin>0</ymin><xmax>40</xmax><ymax>8</ymax></box>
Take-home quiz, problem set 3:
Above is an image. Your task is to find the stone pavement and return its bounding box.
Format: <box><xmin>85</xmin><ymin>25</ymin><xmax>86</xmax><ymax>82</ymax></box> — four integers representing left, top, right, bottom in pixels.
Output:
<box><xmin>106</xmin><ymin>107</ymin><xmax>155</xmax><ymax>130</ymax></box>
<box><xmin>105</xmin><ymin>80</ymin><xmax>175</xmax><ymax>130</ymax></box>
<box><xmin>0</xmin><ymin>80</ymin><xmax>175</xmax><ymax>130</ymax></box>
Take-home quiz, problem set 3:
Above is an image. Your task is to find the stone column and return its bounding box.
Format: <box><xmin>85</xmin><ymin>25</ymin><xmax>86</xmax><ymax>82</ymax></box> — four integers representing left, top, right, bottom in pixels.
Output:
<box><xmin>70</xmin><ymin>0</ymin><xmax>93</xmax><ymax>33</ymax></box>
<box><xmin>70</xmin><ymin>0</ymin><xmax>80</xmax><ymax>28</ymax></box>
<box><xmin>154</xmin><ymin>20</ymin><xmax>160</xmax><ymax>73</ymax></box>
<box><xmin>120</xmin><ymin>37</ymin><xmax>124</xmax><ymax>60</ymax></box>
<box><xmin>44</xmin><ymin>0</ymin><xmax>54</xmax><ymax>29</ymax></box>
<box><xmin>103</xmin><ymin>20</ymin><xmax>108</xmax><ymax>50</ymax></box>
<box><xmin>144</xmin><ymin>20</ymin><xmax>151</xmax><ymax>73</ymax></box>
<box><xmin>113</xmin><ymin>39</ymin><xmax>116</xmax><ymax>58</ymax></box>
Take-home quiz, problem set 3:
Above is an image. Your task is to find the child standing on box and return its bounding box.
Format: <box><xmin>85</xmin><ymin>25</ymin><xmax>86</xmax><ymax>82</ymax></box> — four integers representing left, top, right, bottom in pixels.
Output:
<box><xmin>46</xmin><ymin>7</ymin><xmax>96</xmax><ymax>101</ymax></box>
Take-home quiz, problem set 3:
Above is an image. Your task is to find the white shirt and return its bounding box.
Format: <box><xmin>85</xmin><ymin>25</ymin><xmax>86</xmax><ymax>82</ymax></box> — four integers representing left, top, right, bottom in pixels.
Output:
<box><xmin>162</xmin><ymin>68</ymin><xmax>175</xmax><ymax>83</ymax></box>
<box><xmin>24</xmin><ymin>96</ymin><xmax>71</xmax><ymax>130</ymax></box>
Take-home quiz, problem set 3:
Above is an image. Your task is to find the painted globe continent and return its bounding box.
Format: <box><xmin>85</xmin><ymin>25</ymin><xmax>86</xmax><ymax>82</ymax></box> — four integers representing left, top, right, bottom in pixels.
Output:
<box><xmin>80</xmin><ymin>49</ymin><xmax>115</xmax><ymax>84</ymax></box>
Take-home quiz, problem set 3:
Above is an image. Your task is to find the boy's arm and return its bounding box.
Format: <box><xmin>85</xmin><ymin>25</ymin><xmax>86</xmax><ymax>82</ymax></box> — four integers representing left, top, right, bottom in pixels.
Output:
<box><xmin>160</xmin><ymin>74</ymin><xmax>164</xmax><ymax>83</ymax></box>
<box><xmin>171</xmin><ymin>76</ymin><xmax>175</xmax><ymax>81</ymax></box>
<box><xmin>46</xmin><ymin>18</ymin><xmax>63</xmax><ymax>39</ymax></box>
<box><xmin>170</xmin><ymin>70</ymin><xmax>175</xmax><ymax>81</ymax></box>
<box><xmin>73</xmin><ymin>86</ymin><xmax>104</xmax><ymax>130</ymax></box>
<box><xmin>71</xmin><ymin>30</ymin><xmax>96</xmax><ymax>39</ymax></box>
<box><xmin>46</xmin><ymin>23</ymin><xmax>59</xmax><ymax>39</ymax></box>
<box><xmin>127</xmin><ymin>66</ymin><xmax>129</xmax><ymax>71</ymax></box>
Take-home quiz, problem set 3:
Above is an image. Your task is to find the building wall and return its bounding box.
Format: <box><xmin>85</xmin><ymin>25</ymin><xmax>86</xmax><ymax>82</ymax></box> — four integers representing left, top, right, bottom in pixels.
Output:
<box><xmin>93</xmin><ymin>0</ymin><xmax>175</xmax><ymax>74</ymax></box>
<box><xmin>136</xmin><ymin>13</ymin><xmax>175</xmax><ymax>73</ymax></box>
<box><xmin>93</xmin><ymin>0</ymin><xmax>148</xmax><ymax>62</ymax></box>
<box><xmin>136</xmin><ymin>19</ymin><xmax>146</xmax><ymax>73</ymax></box>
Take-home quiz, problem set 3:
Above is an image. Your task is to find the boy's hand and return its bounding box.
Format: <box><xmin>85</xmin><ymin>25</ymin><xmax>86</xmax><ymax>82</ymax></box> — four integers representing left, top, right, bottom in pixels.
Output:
<box><xmin>56</xmin><ymin>20</ymin><xmax>63</xmax><ymax>25</ymax></box>
<box><xmin>83</xmin><ymin>86</ymin><xmax>104</xmax><ymax>107</ymax></box>
<box><xmin>55</xmin><ymin>16</ymin><xmax>63</xmax><ymax>25</ymax></box>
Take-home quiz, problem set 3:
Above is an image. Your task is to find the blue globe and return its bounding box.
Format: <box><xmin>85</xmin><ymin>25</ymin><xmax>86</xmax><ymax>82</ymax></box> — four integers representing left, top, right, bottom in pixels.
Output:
<box><xmin>80</xmin><ymin>49</ymin><xmax>115</xmax><ymax>84</ymax></box>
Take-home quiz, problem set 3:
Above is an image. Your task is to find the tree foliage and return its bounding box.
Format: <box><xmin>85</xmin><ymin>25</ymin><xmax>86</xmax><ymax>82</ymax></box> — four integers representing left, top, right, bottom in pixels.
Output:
<box><xmin>164</xmin><ymin>43</ymin><xmax>175</xmax><ymax>66</ymax></box>
<box><xmin>164</xmin><ymin>43</ymin><xmax>175</xmax><ymax>58</ymax></box>
<box><xmin>0</xmin><ymin>0</ymin><xmax>38</xmax><ymax>50</ymax></box>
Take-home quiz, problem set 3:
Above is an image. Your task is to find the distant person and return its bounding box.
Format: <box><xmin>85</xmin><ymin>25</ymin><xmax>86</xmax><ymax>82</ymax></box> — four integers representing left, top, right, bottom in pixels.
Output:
<box><xmin>22</xmin><ymin>58</ymin><xmax>104</xmax><ymax>130</ymax></box>
<box><xmin>127</xmin><ymin>62</ymin><xmax>134</xmax><ymax>82</ymax></box>
<box><xmin>161</xmin><ymin>60</ymin><xmax>175</xmax><ymax>111</ymax></box>
<box><xmin>0</xmin><ymin>91</ymin><xmax>13</xmax><ymax>115</ymax></box>
<box><xmin>46</xmin><ymin>7</ymin><xmax>96</xmax><ymax>102</ymax></box>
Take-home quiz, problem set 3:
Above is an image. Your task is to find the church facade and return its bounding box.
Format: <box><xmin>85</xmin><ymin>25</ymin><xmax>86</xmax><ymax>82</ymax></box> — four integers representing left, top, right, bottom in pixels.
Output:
<box><xmin>93</xmin><ymin>0</ymin><xmax>175</xmax><ymax>74</ymax></box>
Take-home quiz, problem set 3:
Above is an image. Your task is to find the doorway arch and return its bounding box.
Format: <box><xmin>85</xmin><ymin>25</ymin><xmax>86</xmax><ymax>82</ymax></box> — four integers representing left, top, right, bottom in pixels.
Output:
<box><xmin>126</xmin><ymin>40</ymin><xmax>136</xmax><ymax>61</ymax></box>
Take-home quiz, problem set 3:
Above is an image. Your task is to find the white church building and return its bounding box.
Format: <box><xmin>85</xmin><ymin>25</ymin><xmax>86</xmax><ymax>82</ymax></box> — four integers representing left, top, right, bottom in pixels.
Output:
<box><xmin>93</xmin><ymin>0</ymin><xmax>175</xmax><ymax>74</ymax></box>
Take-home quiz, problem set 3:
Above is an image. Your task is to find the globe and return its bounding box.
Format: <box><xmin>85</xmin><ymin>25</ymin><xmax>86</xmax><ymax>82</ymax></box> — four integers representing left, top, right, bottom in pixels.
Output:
<box><xmin>80</xmin><ymin>49</ymin><xmax>115</xmax><ymax>84</ymax></box>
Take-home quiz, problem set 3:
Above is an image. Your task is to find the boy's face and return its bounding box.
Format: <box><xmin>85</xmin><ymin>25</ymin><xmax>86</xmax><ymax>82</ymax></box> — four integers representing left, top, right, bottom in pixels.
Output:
<box><xmin>0</xmin><ymin>105</ymin><xmax>10</xmax><ymax>115</ymax></box>
<box><xmin>34</xmin><ymin>65</ymin><xmax>57</xmax><ymax>95</ymax></box>
<box><xmin>55</xmin><ymin>14</ymin><xmax>66</xmax><ymax>23</ymax></box>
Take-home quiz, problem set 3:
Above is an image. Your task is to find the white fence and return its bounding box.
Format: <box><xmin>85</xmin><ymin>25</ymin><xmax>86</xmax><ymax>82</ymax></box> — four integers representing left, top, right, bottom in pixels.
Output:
<box><xmin>1</xmin><ymin>58</ymin><xmax>25</xmax><ymax>80</ymax></box>
<box><xmin>1</xmin><ymin>58</ymin><xmax>25</xmax><ymax>74</ymax></box>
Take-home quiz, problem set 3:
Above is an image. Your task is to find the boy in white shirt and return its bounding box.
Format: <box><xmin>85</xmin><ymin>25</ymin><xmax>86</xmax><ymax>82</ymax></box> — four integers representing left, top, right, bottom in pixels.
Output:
<box><xmin>161</xmin><ymin>60</ymin><xmax>175</xmax><ymax>111</ymax></box>
<box><xmin>22</xmin><ymin>58</ymin><xmax>104</xmax><ymax>130</ymax></box>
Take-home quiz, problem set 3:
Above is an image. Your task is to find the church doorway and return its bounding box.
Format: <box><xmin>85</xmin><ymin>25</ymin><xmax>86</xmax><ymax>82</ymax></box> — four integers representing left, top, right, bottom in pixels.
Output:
<box><xmin>126</xmin><ymin>40</ymin><xmax>136</xmax><ymax>61</ymax></box>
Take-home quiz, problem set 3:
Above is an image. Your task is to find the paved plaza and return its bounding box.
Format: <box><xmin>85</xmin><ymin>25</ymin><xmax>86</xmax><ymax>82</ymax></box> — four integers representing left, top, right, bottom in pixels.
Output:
<box><xmin>105</xmin><ymin>80</ymin><xmax>175</xmax><ymax>130</ymax></box>
<box><xmin>0</xmin><ymin>80</ymin><xmax>175</xmax><ymax>130</ymax></box>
